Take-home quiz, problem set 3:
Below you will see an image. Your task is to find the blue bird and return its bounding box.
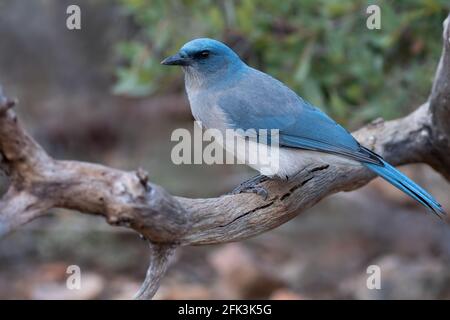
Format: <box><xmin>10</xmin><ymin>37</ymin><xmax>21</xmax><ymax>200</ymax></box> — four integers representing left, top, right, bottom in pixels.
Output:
<box><xmin>162</xmin><ymin>38</ymin><xmax>445</xmax><ymax>218</ymax></box>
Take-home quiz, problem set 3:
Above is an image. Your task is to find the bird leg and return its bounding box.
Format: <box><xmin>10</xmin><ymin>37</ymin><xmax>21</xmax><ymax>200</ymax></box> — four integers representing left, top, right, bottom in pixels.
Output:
<box><xmin>230</xmin><ymin>174</ymin><xmax>269</xmax><ymax>200</ymax></box>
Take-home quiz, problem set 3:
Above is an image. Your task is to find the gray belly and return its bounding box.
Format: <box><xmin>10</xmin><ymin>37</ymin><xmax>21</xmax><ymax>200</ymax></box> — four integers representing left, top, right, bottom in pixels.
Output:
<box><xmin>188</xmin><ymin>94</ymin><xmax>229</xmax><ymax>131</ymax></box>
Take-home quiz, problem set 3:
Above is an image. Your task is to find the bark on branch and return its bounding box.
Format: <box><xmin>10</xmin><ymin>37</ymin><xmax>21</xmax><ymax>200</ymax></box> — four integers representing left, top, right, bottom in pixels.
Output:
<box><xmin>1</xmin><ymin>14</ymin><xmax>450</xmax><ymax>299</ymax></box>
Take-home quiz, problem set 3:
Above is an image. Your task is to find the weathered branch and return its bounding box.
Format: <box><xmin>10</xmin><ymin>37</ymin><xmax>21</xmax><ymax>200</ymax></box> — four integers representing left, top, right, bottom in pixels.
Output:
<box><xmin>429</xmin><ymin>14</ymin><xmax>450</xmax><ymax>180</ymax></box>
<box><xmin>134</xmin><ymin>243</ymin><xmax>177</xmax><ymax>300</ymax></box>
<box><xmin>1</xmin><ymin>14</ymin><xmax>450</xmax><ymax>299</ymax></box>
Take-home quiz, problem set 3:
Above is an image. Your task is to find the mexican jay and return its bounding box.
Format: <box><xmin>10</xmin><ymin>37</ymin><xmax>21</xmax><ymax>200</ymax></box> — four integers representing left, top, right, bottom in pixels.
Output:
<box><xmin>162</xmin><ymin>38</ymin><xmax>445</xmax><ymax>217</ymax></box>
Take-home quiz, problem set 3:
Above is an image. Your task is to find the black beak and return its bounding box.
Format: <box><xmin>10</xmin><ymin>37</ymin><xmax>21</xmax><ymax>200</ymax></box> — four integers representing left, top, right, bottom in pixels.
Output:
<box><xmin>161</xmin><ymin>53</ymin><xmax>190</xmax><ymax>66</ymax></box>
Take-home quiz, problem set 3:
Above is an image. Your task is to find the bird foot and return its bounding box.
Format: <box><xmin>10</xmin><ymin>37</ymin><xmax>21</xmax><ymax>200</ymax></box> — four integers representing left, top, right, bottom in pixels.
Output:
<box><xmin>230</xmin><ymin>175</ymin><xmax>269</xmax><ymax>200</ymax></box>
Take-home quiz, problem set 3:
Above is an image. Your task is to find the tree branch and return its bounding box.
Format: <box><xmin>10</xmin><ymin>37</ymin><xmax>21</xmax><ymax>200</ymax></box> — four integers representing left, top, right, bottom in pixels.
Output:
<box><xmin>134</xmin><ymin>243</ymin><xmax>177</xmax><ymax>300</ymax></box>
<box><xmin>429</xmin><ymin>14</ymin><xmax>450</xmax><ymax>179</ymax></box>
<box><xmin>1</xmin><ymin>14</ymin><xmax>449</xmax><ymax>299</ymax></box>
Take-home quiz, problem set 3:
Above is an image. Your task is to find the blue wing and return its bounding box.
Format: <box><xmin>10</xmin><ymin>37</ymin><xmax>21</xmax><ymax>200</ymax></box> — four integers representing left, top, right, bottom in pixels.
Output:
<box><xmin>216</xmin><ymin>67</ymin><xmax>381</xmax><ymax>165</ymax></box>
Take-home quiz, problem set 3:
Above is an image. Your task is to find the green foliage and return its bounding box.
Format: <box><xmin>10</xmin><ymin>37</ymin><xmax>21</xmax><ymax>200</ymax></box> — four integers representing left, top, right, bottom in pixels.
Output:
<box><xmin>114</xmin><ymin>0</ymin><xmax>449</xmax><ymax>127</ymax></box>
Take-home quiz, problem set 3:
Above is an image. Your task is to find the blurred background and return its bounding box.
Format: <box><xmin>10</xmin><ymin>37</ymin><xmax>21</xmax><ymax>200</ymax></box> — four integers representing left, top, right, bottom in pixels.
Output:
<box><xmin>0</xmin><ymin>0</ymin><xmax>450</xmax><ymax>299</ymax></box>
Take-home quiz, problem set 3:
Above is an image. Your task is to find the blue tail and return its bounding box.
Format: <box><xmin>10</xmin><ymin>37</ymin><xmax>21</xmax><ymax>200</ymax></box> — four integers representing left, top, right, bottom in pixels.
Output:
<box><xmin>363</xmin><ymin>151</ymin><xmax>446</xmax><ymax>218</ymax></box>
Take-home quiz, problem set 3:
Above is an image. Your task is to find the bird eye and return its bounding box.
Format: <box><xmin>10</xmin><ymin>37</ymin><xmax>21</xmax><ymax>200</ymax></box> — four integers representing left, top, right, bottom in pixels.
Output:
<box><xmin>199</xmin><ymin>50</ymin><xmax>210</xmax><ymax>58</ymax></box>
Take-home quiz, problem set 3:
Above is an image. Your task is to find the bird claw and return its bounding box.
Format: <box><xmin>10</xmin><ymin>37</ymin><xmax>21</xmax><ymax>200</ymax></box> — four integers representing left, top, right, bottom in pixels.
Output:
<box><xmin>230</xmin><ymin>175</ymin><xmax>269</xmax><ymax>200</ymax></box>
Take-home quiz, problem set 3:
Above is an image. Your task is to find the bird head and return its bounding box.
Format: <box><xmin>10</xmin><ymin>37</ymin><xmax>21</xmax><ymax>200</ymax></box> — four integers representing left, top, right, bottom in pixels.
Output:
<box><xmin>161</xmin><ymin>38</ymin><xmax>244</xmax><ymax>79</ymax></box>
